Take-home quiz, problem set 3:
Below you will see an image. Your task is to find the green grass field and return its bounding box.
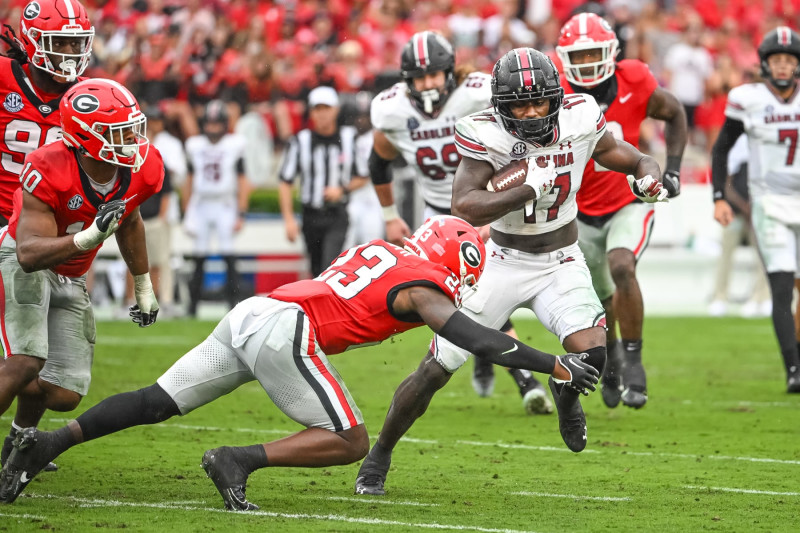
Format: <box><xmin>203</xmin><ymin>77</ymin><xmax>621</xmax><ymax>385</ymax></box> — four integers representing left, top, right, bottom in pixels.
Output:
<box><xmin>1</xmin><ymin>316</ymin><xmax>798</xmax><ymax>532</ymax></box>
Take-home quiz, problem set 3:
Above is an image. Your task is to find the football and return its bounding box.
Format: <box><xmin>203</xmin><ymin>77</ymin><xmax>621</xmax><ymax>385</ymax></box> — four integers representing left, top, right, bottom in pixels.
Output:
<box><xmin>487</xmin><ymin>159</ymin><xmax>528</xmax><ymax>192</ymax></box>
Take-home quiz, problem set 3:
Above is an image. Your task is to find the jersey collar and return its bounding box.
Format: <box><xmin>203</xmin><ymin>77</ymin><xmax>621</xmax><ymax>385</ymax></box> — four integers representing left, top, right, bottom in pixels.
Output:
<box><xmin>72</xmin><ymin>149</ymin><xmax>132</xmax><ymax>209</ymax></box>
<box><xmin>10</xmin><ymin>61</ymin><xmax>66</xmax><ymax>118</ymax></box>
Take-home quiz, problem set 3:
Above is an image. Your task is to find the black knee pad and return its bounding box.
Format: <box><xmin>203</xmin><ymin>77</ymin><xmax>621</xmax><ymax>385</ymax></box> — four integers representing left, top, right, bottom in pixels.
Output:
<box><xmin>582</xmin><ymin>345</ymin><xmax>607</xmax><ymax>376</ymax></box>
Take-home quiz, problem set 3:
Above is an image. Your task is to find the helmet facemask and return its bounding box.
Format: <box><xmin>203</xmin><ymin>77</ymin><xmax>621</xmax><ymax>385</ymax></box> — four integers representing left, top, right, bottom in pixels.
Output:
<box><xmin>68</xmin><ymin>111</ymin><xmax>149</xmax><ymax>171</ymax></box>
<box><xmin>22</xmin><ymin>25</ymin><xmax>94</xmax><ymax>82</ymax></box>
<box><xmin>557</xmin><ymin>40</ymin><xmax>618</xmax><ymax>88</ymax></box>
<box><xmin>493</xmin><ymin>90</ymin><xmax>563</xmax><ymax>145</ymax></box>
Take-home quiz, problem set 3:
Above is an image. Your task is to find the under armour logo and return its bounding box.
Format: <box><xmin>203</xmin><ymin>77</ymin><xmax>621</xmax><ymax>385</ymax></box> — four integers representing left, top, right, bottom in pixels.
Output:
<box><xmin>559</xmin><ymin>141</ymin><xmax>572</xmax><ymax>150</ymax></box>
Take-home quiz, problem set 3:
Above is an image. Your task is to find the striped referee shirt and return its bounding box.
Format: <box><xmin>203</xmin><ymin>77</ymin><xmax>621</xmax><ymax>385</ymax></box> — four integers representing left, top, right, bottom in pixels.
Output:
<box><xmin>279</xmin><ymin>126</ymin><xmax>358</xmax><ymax>209</ymax></box>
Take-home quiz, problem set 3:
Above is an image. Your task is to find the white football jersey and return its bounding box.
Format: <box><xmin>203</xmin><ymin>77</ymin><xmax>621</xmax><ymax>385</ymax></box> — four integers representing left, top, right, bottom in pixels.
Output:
<box><xmin>726</xmin><ymin>83</ymin><xmax>800</xmax><ymax>198</ymax></box>
<box><xmin>455</xmin><ymin>93</ymin><xmax>606</xmax><ymax>235</ymax></box>
<box><xmin>371</xmin><ymin>72</ymin><xmax>492</xmax><ymax>210</ymax></box>
<box><xmin>185</xmin><ymin>133</ymin><xmax>246</xmax><ymax>198</ymax></box>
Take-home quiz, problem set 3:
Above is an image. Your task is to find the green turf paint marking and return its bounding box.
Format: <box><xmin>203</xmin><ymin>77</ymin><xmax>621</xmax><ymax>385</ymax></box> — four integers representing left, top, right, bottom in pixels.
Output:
<box><xmin>511</xmin><ymin>491</ymin><xmax>631</xmax><ymax>502</ymax></box>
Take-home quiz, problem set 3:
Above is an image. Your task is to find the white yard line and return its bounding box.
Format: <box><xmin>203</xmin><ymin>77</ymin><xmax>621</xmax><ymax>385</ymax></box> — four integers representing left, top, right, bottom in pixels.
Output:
<box><xmin>7</xmin><ymin>419</ymin><xmax>799</xmax><ymax>466</ymax></box>
<box><xmin>511</xmin><ymin>491</ymin><xmax>630</xmax><ymax>502</ymax></box>
<box><xmin>324</xmin><ymin>496</ymin><xmax>438</xmax><ymax>506</ymax></box>
<box><xmin>24</xmin><ymin>494</ymin><xmax>535</xmax><ymax>533</ymax></box>
<box><xmin>684</xmin><ymin>485</ymin><xmax>800</xmax><ymax>496</ymax></box>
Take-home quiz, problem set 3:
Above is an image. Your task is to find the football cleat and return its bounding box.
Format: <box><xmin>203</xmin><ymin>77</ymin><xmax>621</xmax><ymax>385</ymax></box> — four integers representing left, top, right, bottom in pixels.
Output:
<box><xmin>548</xmin><ymin>377</ymin><xmax>587</xmax><ymax>452</ymax></box>
<box><xmin>0</xmin><ymin>428</ymin><xmax>57</xmax><ymax>503</ymax></box>
<box><xmin>621</xmin><ymin>386</ymin><xmax>648</xmax><ymax>408</ymax></box>
<box><xmin>787</xmin><ymin>367</ymin><xmax>800</xmax><ymax>393</ymax></box>
<box><xmin>621</xmin><ymin>356</ymin><xmax>648</xmax><ymax>409</ymax></box>
<box><xmin>601</xmin><ymin>342</ymin><xmax>624</xmax><ymax>408</ymax></box>
<box><xmin>521</xmin><ymin>382</ymin><xmax>554</xmax><ymax>415</ymax></box>
<box><xmin>201</xmin><ymin>447</ymin><xmax>259</xmax><ymax>511</ymax></box>
<box><xmin>2</xmin><ymin>433</ymin><xmax>58</xmax><ymax>473</ymax></box>
<box><xmin>354</xmin><ymin>452</ymin><xmax>390</xmax><ymax>496</ymax></box>
<box><xmin>472</xmin><ymin>357</ymin><xmax>496</xmax><ymax>397</ymax></box>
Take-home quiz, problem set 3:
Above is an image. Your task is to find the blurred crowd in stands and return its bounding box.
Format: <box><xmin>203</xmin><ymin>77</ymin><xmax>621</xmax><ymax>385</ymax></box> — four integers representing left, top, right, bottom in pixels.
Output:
<box><xmin>2</xmin><ymin>0</ymin><xmax>795</xmax><ymax>157</ymax></box>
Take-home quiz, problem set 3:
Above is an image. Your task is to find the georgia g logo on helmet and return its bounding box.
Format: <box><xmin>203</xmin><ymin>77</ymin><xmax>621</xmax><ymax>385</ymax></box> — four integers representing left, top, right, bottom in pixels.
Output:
<box><xmin>72</xmin><ymin>94</ymin><xmax>100</xmax><ymax>113</ymax></box>
<box><xmin>23</xmin><ymin>1</ymin><xmax>40</xmax><ymax>20</ymax></box>
<box><xmin>461</xmin><ymin>241</ymin><xmax>482</xmax><ymax>269</ymax></box>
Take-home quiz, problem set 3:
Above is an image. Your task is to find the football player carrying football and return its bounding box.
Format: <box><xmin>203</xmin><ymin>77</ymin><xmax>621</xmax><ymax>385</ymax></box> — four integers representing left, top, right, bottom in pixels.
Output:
<box><xmin>372</xmin><ymin>31</ymin><xmax>553</xmax><ymax>414</ymax></box>
<box><xmin>0</xmin><ymin>215</ymin><xmax>599</xmax><ymax>510</ymax></box>
<box><xmin>555</xmin><ymin>13</ymin><xmax>687</xmax><ymax>409</ymax></box>
<box><xmin>355</xmin><ymin>47</ymin><xmax>669</xmax><ymax>496</ymax></box>
<box><xmin>0</xmin><ymin>0</ymin><xmax>94</xmax><ymax>470</ymax></box>
<box><xmin>0</xmin><ymin>78</ymin><xmax>163</xmax><ymax>473</ymax></box>
<box><xmin>712</xmin><ymin>27</ymin><xmax>800</xmax><ymax>393</ymax></box>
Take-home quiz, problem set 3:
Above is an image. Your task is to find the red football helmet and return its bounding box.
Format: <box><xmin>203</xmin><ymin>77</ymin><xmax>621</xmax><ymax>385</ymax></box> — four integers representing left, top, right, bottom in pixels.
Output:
<box><xmin>404</xmin><ymin>215</ymin><xmax>486</xmax><ymax>304</ymax></box>
<box><xmin>60</xmin><ymin>79</ymin><xmax>149</xmax><ymax>171</ymax></box>
<box><xmin>19</xmin><ymin>0</ymin><xmax>94</xmax><ymax>82</ymax></box>
<box><xmin>556</xmin><ymin>12</ymin><xmax>618</xmax><ymax>88</ymax></box>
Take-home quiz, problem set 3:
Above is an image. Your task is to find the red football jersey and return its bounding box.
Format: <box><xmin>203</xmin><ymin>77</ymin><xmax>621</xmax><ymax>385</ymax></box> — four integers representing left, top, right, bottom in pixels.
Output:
<box><xmin>269</xmin><ymin>240</ymin><xmax>461</xmax><ymax>355</ymax></box>
<box><xmin>561</xmin><ymin>60</ymin><xmax>658</xmax><ymax>216</ymax></box>
<box><xmin>7</xmin><ymin>142</ymin><xmax>164</xmax><ymax>277</ymax></box>
<box><xmin>0</xmin><ymin>57</ymin><xmax>86</xmax><ymax>221</ymax></box>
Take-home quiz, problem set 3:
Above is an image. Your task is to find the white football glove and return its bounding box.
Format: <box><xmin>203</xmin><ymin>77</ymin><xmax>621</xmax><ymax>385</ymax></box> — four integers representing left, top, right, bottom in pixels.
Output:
<box><xmin>523</xmin><ymin>159</ymin><xmax>557</xmax><ymax>216</ymax></box>
<box><xmin>626</xmin><ymin>174</ymin><xmax>669</xmax><ymax>203</ymax></box>
<box><xmin>73</xmin><ymin>199</ymin><xmax>126</xmax><ymax>251</ymax></box>
<box><xmin>130</xmin><ymin>273</ymin><xmax>159</xmax><ymax>327</ymax></box>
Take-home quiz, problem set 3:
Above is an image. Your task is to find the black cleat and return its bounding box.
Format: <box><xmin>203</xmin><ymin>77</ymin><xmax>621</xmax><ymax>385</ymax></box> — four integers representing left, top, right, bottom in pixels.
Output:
<box><xmin>0</xmin><ymin>428</ymin><xmax>56</xmax><ymax>503</ymax></box>
<box><xmin>601</xmin><ymin>342</ymin><xmax>624</xmax><ymax>408</ymax></box>
<box><xmin>621</xmin><ymin>385</ymin><xmax>648</xmax><ymax>408</ymax></box>
<box><xmin>621</xmin><ymin>350</ymin><xmax>648</xmax><ymax>409</ymax></box>
<box><xmin>472</xmin><ymin>357</ymin><xmax>495</xmax><ymax>397</ymax></box>
<box><xmin>201</xmin><ymin>447</ymin><xmax>259</xmax><ymax>511</ymax></box>
<box><xmin>2</xmin><ymin>432</ymin><xmax>58</xmax><ymax>473</ymax></box>
<box><xmin>787</xmin><ymin>367</ymin><xmax>800</xmax><ymax>393</ymax></box>
<box><xmin>354</xmin><ymin>451</ymin><xmax>390</xmax><ymax>496</ymax></box>
<box><xmin>548</xmin><ymin>377</ymin><xmax>587</xmax><ymax>452</ymax></box>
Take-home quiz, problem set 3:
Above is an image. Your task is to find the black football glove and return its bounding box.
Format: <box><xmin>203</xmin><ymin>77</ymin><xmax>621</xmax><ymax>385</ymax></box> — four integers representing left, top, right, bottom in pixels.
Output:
<box><xmin>96</xmin><ymin>199</ymin><xmax>127</xmax><ymax>231</ymax></box>
<box><xmin>73</xmin><ymin>199</ymin><xmax>127</xmax><ymax>251</ymax></box>
<box><xmin>662</xmin><ymin>169</ymin><xmax>681</xmax><ymax>198</ymax></box>
<box><xmin>554</xmin><ymin>353</ymin><xmax>600</xmax><ymax>395</ymax></box>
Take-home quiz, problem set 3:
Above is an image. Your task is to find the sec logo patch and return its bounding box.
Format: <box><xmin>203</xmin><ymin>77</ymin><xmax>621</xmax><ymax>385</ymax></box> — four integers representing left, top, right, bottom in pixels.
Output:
<box><xmin>3</xmin><ymin>93</ymin><xmax>23</xmax><ymax>113</ymax></box>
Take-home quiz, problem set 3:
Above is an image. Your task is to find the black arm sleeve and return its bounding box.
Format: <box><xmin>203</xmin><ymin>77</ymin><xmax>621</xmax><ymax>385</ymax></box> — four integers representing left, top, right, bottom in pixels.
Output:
<box><xmin>438</xmin><ymin>311</ymin><xmax>557</xmax><ymax>374</ymax></box>
<box><xmin>711</xmin><ymin>117</ymin><xmax>745</xmax><ymax>201</ymax></box>
<box><xmin>369</xmin><ymin>148</ymin><xmax>393</xmax><ymax>185</ymax></box>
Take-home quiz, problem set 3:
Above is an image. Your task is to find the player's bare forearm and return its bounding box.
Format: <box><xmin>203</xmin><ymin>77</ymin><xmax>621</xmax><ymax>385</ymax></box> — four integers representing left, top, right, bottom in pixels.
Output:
<box><xmin>399</xmin><ymin>285</ymin><xmax>563</xmax><ymax>377</ymax></box>
<box><xmin>593</xmin><ymin>132</ymin><xmax>661</xmax><ymax>180</ymax></box>
<box><xmin>15</xmin><ymin>193</ymin><xmax>84</xmax><ymax>272</ymax></box>
<box><xmin>451</xmin><ymin>156</ymin><xmax>535</xmax><ymax>226</ymax></box>
<box><xmin>237</xmin><ymin>174</ymin><xmax>251</xmax><ymax>214</ymax></box>
<box><xmin>374</xmin><ymin>183</ymin><xmax>396</xmax><ymax>208</ymax></box>
<box><xmin>648</xmin><ymin>87</ymin><xmax>688</xmax><ymax>162</ymax></box>
<box><xmin>116</xmin><ymin>208</ymin><xmax>150</xmax><ymax>276</ymax></box>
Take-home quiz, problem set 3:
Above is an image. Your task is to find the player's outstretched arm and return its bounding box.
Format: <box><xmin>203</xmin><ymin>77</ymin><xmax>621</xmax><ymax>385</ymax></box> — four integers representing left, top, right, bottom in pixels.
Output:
<box><xmin>451</xmin><ymin>156</ymin><xmax>537</xmax><ymax>226</ymax></box>
<box><xmin>395</xmin><ymin>286</ymin><xmax>598</xmax><ymax>391</ymax></box>
<box><xmin>592</xmin><ymin>132</ymin><xmax>667</xmax><ymax>202</ymax></box>
<box><xmin>647</xmin><ymin>87</ymin><xmax>688</xmax><ymax>197</ymax></box>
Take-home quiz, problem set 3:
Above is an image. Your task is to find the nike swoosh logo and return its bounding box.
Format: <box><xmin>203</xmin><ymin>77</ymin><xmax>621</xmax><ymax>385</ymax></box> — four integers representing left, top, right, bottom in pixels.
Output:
<box><xmin>619</xmin><ymin>93</ymin><xmax>633</xmax><ymax>103</ymax></box>
<box><xmin>502</xmin><ymin>345</ymin><xmax>518</xmax><ymax>355</ymax></box>
<box><xmin>123</xmin><ymin>194</ymin><xmax>138</xmax><ymax>203</ymax></box>
<box><xmin>20</xmin><ymin>471</ymin><xmax>30</xmax><ymax>483</ymax></box>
